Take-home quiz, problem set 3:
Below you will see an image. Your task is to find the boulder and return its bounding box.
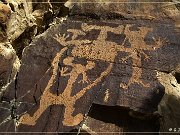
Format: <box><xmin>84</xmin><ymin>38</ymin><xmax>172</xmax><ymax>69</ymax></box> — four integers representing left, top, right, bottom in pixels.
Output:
<box><xmin>0</xmin><ymin>0</ymin><xmax>180</xmax><ymax>133</ymax></box>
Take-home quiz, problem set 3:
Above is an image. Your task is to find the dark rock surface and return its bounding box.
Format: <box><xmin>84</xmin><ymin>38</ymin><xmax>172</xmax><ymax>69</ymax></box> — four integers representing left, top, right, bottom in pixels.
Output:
<box><xmin>0</xmin><ymin>0</ymin><xmax>180</xmax><ymax>134</ymax></box>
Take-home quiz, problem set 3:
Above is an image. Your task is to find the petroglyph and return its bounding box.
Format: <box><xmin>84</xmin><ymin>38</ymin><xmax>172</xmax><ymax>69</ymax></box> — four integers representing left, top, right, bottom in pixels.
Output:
<box><xmin>18</xmin><ymin>38</ymin><xmax>113</xmax><ymax>126</ymax></box>
<box><xmin>104</xmin><ymin>89</ymin><xmax>110</xmax><ymax>103</ymax></box>
<box><xmin>58</xmin><ymin>23</ymin><xmax>165</xmax><ymax>89</ymax></box>
<box><xmin>119</xmin><ymin>25</ymin><xmax>167</xmax><ymax>89</ymax></box>
<box><xmin>18</xmin><ymin>22</ymin><xmax>166</xmax><ymax>127</ymax></box>
<box><xmin>70</xmin><ymin>24</ymin><xmax>126</xmax><ymax>62</ymax></box>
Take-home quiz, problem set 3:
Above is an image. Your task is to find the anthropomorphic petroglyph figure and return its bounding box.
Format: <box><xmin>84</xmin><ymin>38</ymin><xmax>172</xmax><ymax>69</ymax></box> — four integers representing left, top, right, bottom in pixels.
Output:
<box><xmin>64</xmin><ymin>23</ymin><xmax>165</xmax><ymax>89</ymax></box>
<box><xmin>18</xmin><ymin>44</ymin><xmax>113</xmax><ymax>127</ymax></box>
<box><xmin>61</xmin><ymin>57</ymin><xmax>95</xmax><ymax>84</ymax></box>
<box><xmin>18</xmin><ymin>22</ymin><xmax>165</xmax><ymax>127</ymax></box>
<box><xmin>118</xmin><ymin>25</ymin><xmax>166</xmax><ymax>89</ymax></box>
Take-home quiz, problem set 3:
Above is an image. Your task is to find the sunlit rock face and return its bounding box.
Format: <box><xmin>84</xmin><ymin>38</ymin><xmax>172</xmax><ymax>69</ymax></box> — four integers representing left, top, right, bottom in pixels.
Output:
<box><xmin>0</xmin><ymin>0</ymin><xmax>180</xmax><ymax>133</ymax></box>
<box><xmin>0</xmin><ymin>43</ymin><xmax>20</xmax><ymax>91</ymax></box>
<box><xmin>0</xmin><ymin>2</ymin><xmax>11</xmax><ymax>42</ymax></box>
<box><xmin>158</xmin><ymin>68</ymin><xmax>180</xmax><ymax>133</ymax></box>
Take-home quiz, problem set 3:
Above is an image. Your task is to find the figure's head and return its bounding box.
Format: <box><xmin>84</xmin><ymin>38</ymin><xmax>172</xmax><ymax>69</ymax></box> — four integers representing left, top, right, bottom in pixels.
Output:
<box><xmin>86</xmin><ymin>61</ymin><xmax>95</xmax><ymax>70</ymax></box>
<box><xmin>63</xmin><ymin>57</ymin><xmax>74</xmax><ymax>66</ymax></box>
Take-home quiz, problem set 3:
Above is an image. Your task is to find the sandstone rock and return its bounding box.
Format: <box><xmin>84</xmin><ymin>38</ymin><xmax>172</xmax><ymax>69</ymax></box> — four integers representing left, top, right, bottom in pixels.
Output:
<box><xmin>0</xmin><ymin>2</ymin><xmax>11</xmax><ymax>24</ymax></box>
<box><xmin>70</xmin><ymin>0</ymin><xmax>180</xmax><ymax>21</ymax></box>
<box><xmin>0</xmin><ymin>42</ymin><xmax>20</xmax><ymax>93</ymax></box>
<box><xmin>6</xmin><ymin>0</ymin><xmax>35</xmax><ymax>42</ymax></box>
<box><xmin>80</xmin><ymin>104</ymin><xmax>160</xmax><ymax>134</ymax></box>
<box><xmin>0</xmin><ymin>0</ymin><xmax>180</xmax><ymax>133</ymax></box>
<box><xmin>0</xmin><ymin>2</ymin><xmax>11</xmax><ymax>42</ymax></box>
<box><xmin>157</xmin><ymin>69</ymin><xmax>180</xmax><ymax>133</ymax></box>
<box><xmin>4</xmin><ymin>0</ymin><xmax>69</xmax><ymax>58</ymax></box>
<box><xmin>0</xmin><ymin>15</ymin><xmax>178</xmax><ymax>132</ymax></box>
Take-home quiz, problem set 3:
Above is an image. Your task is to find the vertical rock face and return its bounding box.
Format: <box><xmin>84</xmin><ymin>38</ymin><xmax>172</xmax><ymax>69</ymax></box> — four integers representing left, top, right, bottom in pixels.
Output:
<box><xmin>0</xmin><ymin>2</ymin><xmax>11</xmax><ymax>42</ymax></box>
<box><xmin>158</xmin><ymin>69</ymin><xmax>180</xmax><ymax>133</ymax></box>
<box><xmin>0</xmin><ymin>0</ymin><xmax>180</xmax><ymax>134</ymax></box>
<box><xmin>0</xmin><ymin>43</ymin><xmax>20</xmax><ymax>91</ymax></box>
<box><xmin>6</xmin><ymin>0</ymin><xmax>35</xmax><ymax>42</ymax></box>
<box><xmin>0</xmin><ymin>43</ymin><xmax>20</xmax><ymax>133</ymax></box>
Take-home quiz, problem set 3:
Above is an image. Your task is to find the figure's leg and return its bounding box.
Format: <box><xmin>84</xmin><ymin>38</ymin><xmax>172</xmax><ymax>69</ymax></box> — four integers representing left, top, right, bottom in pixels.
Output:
<box><xmin>81</xmin><ymin>72</ymin><xmax>89</xmax><ymax>84</ymax></box>
<box><xmin>63</xmin><ymin>103</ymin><xmax>84</xmax><ymax>126</ymax></box>
<box><xmin>121</xmin><ymin>67</ymin><xmax>150</xmax><ymax>89</ymax></box>
<box><xmin>18</xmin><ymin>95</ymin><xmax>52</xmax><ymax>126</ymax></box>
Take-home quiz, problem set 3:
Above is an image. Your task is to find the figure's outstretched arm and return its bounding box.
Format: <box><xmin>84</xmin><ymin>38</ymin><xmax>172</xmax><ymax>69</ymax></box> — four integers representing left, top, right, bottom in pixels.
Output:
<box><xmin>61</xmin><ymin>67</ymin><xmax>71</xmax><ymax>76</ymax></box>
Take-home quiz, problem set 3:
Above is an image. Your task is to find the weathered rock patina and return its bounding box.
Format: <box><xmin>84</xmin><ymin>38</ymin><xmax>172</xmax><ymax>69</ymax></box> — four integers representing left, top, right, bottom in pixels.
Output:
<box><xmin>0</xmin><ymin>0</ymin><xmax>180</xmax><ymax>133</ymax></box>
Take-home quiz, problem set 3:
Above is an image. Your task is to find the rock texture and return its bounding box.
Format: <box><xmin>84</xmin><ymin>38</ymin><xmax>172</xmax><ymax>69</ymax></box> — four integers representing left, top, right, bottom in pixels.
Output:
<box><xmin>0</xmin><ymin>2</ymin><xmax>11</xmax><ymax>42</ymax></box>
<box><xmin>0</xmin><ymin>0</ymin><xmax>180</xmax><ymax>134</ymax></box>
<box><xmin>0</xmin><ymin>42</ymin><xmax>20</xmax><ymax>92</ymax></box>
<box><xmin>158</xmin><ymin>67</ymin><xmax>180</xmax><ymax>133</ymax></box>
